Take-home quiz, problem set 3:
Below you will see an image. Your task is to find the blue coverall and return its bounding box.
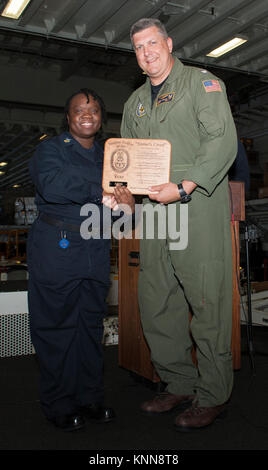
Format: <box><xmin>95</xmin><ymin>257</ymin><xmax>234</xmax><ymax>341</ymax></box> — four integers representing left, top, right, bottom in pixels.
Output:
<box><xmin>27</xmin><ymin>131</ymin><xmax>110</xmax><ymax>420</ymax></box>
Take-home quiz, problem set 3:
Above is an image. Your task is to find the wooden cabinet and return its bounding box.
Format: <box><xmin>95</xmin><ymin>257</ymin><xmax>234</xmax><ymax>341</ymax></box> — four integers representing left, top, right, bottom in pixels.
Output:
<box><xmin>118</xmin><ymin>236</ymin><xmax>160</xmax><ymax>382</ymax></box>
<box><xmin>0</xmin><ymin>228</ymin><xmax>28</xmax><ymax>260</ymax></box>
<box><xmin>118</xmin><ymin>182</ymin><xmax>245</xmax><ymax>381</ymax></box>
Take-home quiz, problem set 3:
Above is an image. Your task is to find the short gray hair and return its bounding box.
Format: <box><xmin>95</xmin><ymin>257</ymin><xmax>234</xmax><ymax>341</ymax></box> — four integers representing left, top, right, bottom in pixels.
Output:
<box><xmin>130</xmin><ymin>18</ymin><xmax>168</xmax><ymax>44</ymax></box>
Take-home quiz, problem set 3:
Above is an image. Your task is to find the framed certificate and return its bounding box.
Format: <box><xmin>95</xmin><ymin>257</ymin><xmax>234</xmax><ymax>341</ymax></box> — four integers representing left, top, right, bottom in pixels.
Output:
<box><xmin>102</xmin><ymin>138</ymin><xmax>171</xmax><ymax>195</ymax></box>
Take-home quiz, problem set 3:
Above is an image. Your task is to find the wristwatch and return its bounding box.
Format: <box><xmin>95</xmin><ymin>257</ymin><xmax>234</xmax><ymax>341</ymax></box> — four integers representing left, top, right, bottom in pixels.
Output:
<box><xmin>177</xmin><ymin>183</ymin><xmax>192</xmax><ymax>203</ymax></box>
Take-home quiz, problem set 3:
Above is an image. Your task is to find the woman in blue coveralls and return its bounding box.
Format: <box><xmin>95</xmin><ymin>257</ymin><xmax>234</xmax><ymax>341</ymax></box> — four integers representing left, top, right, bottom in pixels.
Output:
<box><xmin>27</xmin><ymin>88</ymin><xmax>134</xmax><ymax>432</ymax></box>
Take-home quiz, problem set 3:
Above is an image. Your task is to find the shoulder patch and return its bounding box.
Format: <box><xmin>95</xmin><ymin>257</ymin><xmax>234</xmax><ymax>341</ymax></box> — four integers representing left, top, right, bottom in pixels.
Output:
<box><xmin>63</xmin><ymin>138</ymin><xmax>71</xmax><ymax>143</ymax></box>
<box><xmin>202</xmin><ymin>79</ymin><xmax>222</xmax><ymax>93</ymax></box>
<box><xmin>157</xmin><ymin>92</ymin><xmax>175</xmax><ymax>105</ymax></box>
<box><xmin>136</xmin><ymin>103</ymin><xmax>146</xmax><ymax>117</ymax></box>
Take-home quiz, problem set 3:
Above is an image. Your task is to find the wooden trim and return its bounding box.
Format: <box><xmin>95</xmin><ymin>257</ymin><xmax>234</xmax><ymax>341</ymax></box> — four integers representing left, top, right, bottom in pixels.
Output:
<box><xmin>118</xmin><ymin>181</ymin><xmax>244</xmax><ymax>379</ymax></box>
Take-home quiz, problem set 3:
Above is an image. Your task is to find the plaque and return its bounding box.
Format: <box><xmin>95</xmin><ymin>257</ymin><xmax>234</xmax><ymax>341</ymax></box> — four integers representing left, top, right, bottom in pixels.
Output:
<box><xmin>102</xmin><ymin>138</ymin><xmax>171</xmax><ymax>195</ymax></box>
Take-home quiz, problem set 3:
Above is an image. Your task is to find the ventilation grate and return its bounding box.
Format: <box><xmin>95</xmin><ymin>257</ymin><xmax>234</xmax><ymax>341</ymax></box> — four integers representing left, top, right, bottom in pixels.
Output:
<box><xmin>0</xmin><ymin>312</ymin><xmax>35</xmax><ymax>357</ymax></box>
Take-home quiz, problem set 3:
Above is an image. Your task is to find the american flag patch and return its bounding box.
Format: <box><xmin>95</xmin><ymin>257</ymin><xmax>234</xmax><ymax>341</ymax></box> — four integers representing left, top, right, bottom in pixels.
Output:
<box><xmin>202</xmin><ymin>79</ymin><xmax>222</xmax><ymax>92</ymax></box>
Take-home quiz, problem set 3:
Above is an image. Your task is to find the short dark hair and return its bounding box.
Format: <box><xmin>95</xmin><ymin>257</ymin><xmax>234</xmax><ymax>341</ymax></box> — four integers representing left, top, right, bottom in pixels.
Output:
<box><xmin>130</xmin><ymin>18</ymin><xmax>168</xmax><ymax>44</ymax></box>
<box><xmin>62</xmin><ymin>88</ymin><xmax>107</xmax><ymax>130</ymax></box>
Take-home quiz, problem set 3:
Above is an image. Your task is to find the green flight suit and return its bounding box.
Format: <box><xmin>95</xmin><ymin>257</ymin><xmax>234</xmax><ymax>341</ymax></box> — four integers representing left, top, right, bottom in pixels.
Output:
<box><xmin>120</xmin><ymin>57</ymin><xmax>238</xmax><ymax>406</ymax></box>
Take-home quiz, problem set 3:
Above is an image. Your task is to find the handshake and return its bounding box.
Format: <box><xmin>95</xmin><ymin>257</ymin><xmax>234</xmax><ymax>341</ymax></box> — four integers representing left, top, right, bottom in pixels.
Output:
<box><xmin>102</xmin><ymin>185</ymin><xmax>135</xmax><ymax>214</ymax></box>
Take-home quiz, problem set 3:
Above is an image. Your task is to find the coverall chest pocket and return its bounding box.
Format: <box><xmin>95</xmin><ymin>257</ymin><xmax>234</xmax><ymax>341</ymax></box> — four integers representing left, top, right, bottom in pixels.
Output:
<box><xmin>68</xmin><ymin>156</ymin><xmax>102</xmax><ymax>184</ymax></box>
<box><xmin>132</xmin><ymin>114</ymin><xmax>151</xmax><ymax>138</ymax></box>
<box><xmin>67</xmin><ymin>149</ymin><xmax>87</xmax><ymax>166</ymax></box>
<box><xmin>155</xmin><ymin>91</ymin><xmax>186</xmax><ymax>123</ymax></box>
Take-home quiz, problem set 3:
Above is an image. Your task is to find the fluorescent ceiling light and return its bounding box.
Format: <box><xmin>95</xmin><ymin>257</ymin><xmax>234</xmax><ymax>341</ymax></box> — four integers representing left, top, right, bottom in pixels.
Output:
<box><xmin>206</xmin><ymin>37</ymin><xmax>247</xmax><ymax>58</ymax></box>
<box><xmin>1</xmin><ymin>0</ymin><xmax>31</xmax><ymax>20</ymax></box>
<box><xmin>0</xmin><ymin>161</ymin><xmax>8</xmax><ymax>166</ymax></box>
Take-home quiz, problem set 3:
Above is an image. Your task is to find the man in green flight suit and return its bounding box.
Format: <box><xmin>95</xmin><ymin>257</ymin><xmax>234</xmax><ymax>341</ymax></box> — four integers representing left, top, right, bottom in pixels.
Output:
<box><xmin>119</xmin><ymin>17</ymin><xmax>238</xmax><ymax>431</ymax></box>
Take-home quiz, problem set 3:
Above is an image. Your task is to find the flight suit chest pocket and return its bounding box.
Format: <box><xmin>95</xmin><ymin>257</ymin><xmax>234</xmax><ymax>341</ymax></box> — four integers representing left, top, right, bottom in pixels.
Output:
<box><xmin>132</xmin><ymin>113</ymin><xmax>151</xmax><ymax>138</ymax></box>
<box><xmin>155</xmin><ymin>90</ymin><xmax>186</xmax><ymax>123</ymax></box>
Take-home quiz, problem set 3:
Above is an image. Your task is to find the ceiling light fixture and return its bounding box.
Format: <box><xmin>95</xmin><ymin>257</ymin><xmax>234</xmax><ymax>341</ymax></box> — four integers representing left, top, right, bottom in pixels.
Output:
<box><xmin>1</xmin><ymin>0</ymin><xmax>31</xmax><ymax>20</ymax></box>
<box><xmin>0</xmin><ymin>161</ymin><xmax>8</xmax><ymax>166</ymax></box>
<box><xmin>206</xmin><ymin>37</ymin><xmax>247</xmax><ymax>58</ymax></box>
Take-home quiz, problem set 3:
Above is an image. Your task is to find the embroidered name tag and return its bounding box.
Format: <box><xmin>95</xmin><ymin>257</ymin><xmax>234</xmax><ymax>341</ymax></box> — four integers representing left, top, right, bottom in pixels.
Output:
<box><xmin>136</xmin><ymin>103</ymin><xmax>146</xmax><ymax>117</ymax></box>
<box><xmin>157</xmin><ymin>93</ymin><xmax>175</xmax><ymax>105</ymax></box>
<box><xmin>202</xmin><ymin>80</ymin><xmax>222</xmax><ymax>92</ymax></box>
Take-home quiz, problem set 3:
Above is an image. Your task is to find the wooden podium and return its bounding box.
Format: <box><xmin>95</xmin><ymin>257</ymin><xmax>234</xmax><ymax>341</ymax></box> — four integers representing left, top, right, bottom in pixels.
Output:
<box><xmin>118</xmin><ymin>181</ymin><xmax>245</xmax><ymax>382</ymax></box>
